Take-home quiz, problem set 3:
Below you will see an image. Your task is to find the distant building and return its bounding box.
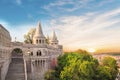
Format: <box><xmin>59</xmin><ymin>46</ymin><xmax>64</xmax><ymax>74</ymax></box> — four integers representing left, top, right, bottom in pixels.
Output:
<box><xmin>0</xmin><ymin>22</ymin><xmax>63</xmax><ymax>80</ymax></box>
<box><xmin>93</xmin><ymin>54</ymin><xmax>120</xmax><ymax>67</ymax></box>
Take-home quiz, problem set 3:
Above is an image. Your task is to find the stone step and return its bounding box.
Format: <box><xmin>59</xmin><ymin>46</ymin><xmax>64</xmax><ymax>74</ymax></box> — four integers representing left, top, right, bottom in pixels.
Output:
<box><xmin>5</xmin><ymin>58</ymin><xmax>25</xmax><ymax>80</ymax></box>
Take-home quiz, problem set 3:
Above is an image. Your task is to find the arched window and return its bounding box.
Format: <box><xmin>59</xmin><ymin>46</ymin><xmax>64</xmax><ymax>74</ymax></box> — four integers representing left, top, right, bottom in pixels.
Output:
<box><xmin>37</xmin><ymin>50</ymin><xmax>42</xmax><ymax>56</ymax></box>
<box><xmin>36</xmin><ymin>40</ymin><xmax>38</xmax><ymax>44</ymax></box>
<box><xmin>39</xmin><ymin>40</ymin><xmax>41</xmax><ymax>44</ymax></box>
<box><xmin>31</xmin><ymin>52</ymin><xmax>33</xmax><ymax>56</ymax></box>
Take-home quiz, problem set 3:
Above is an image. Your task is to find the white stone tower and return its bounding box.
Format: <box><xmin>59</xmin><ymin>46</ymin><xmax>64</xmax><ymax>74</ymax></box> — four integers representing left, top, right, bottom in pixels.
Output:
<box><xmin>50</xmin><ymin>31</ymin><xmax>58</xmax><ymax>45</ymax></box>
<box><xmin>33</xmin><ymin>22</ymin><xmax>46</xmax><ymax>44</ymax></box>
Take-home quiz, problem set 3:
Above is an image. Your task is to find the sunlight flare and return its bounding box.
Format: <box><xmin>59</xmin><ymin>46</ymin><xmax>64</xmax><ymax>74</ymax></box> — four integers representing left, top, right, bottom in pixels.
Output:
<box><xmin>87</xmin><ymin>48</ymin><xmax>96</xmax><ymax>53</ymax></box>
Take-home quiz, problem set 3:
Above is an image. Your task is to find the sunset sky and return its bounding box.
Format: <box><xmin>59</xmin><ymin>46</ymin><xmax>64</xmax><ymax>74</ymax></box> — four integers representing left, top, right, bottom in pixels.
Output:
<box><xmin>0</xmin><ymin>0</ymin><xmax>120</xmax><ymax>52</ymax></box>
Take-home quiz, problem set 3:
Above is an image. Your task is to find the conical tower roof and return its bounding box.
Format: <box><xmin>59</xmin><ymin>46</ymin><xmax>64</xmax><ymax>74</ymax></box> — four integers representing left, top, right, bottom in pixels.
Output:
<box><xmin>34</xmin><ymin>22</ymin><xmax>45</xmax><ymax>38</ymax></box>
<box><xmin>50</xmin><ymin>31</ymin><xmax>58</xmax><ymax>45</ymax></box>
<box><xmin>51</xmin><ymin>31</ymin><xmax>58</xmax><ymax>41</ymax></box>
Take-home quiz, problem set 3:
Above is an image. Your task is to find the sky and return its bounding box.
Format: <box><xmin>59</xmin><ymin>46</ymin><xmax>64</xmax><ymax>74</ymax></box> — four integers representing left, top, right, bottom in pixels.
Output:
<box><xmin>0</xmin><ymin>0</ymin><xmax>120</xmax><ymax>52</ymax></box>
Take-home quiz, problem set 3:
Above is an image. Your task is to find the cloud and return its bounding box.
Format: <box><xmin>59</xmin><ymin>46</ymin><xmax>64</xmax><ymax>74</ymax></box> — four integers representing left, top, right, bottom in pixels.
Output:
<box><xmin>49</xmin><ymin>8</ymin><xmax>120</xmax><ymax>51</ymax></box>
<box><xmin>43</xmin><ymin>0</ymin><xmax>116</xmax><ymax>13</ymax></box>
<box><xmin>16</xmin><ymin>0</ymin><xmax>22</xmax><ymax>5</ymax></box>
<box><xmin>43</xmin><ymin>0</ymin><xmax>93</xmax><ymax>12</ymax></box>
<box><xmin>27</xmin><ymin>14</ymin><xmax>34</xmax><ymax>20</ymax></box>
<box><xmin>98</xmin><ymin>0</ymin><xmax>114</xmax><ymax>6</ymax></box>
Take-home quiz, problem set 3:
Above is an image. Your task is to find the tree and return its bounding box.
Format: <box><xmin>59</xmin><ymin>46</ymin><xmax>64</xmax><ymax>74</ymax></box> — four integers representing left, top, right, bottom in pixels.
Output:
<box><xmin>102</xmin><ymin>56</ymin><xmax>118</xmax><ymax>80</ymax></box>
<box><xmin>45</xmin><ymin>52</ymin><xmax>99</xmax><ymax>80</ymax></box>
<box><xmin>44</xmin><ymin>52</ymin><xmax>119</xmax><ymax>80</ymax></box>
<box><xmin>97</xmin><ymin>66</ymin><xmax>112</xmax><ymax>80</ymax></box>
<box><xmin>24</xmin><ymin>28</ymin><xmax>36</xmax><ymax>43</ymax></box>
<box><xmin>44</xmin><ymin>70</ymin><xmax>56</xmax><ymax>80</ymax></box>
<box><xmin>102</xmin><ymin>57</ymin><xmax>118</xmax><ymax>69</ymax></box>
<box><xmin>60</xmin><ymin>52</ymin><xmax>98</xmax><ymax>80</ymax></box>
<box><xmin>75</xmin><ymin>49</ymin><xmax>88</xmax><ymax>53</ymax></box>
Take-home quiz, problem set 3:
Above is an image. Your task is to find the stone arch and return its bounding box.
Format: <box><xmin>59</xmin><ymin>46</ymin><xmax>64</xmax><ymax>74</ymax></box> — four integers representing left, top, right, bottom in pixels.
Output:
<box><xmin>11</xmin><ymin>46</ymin><xmax>23</xmax><ymax>52</ymax></box>
<box><xmin>11</xmin><ymin>48</ymin><xmax>23</xmax><ymax>58</ymax></box>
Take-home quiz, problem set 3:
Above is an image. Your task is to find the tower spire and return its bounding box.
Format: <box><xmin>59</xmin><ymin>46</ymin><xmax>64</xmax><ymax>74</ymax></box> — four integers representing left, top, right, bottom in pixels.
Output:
<box><xmin>52</xmin><ymin>31</ymin><xmax>57</xmax><ymax>41</ymax></box>
<box><xmin>50</xmin><ymin>31</ymin><xmax>58</xmax><ymax>45</ymax></box>
<box><xmin>34</xmin><ymin>22</ymin><xmax>44</xmax><ymax>37</ymax></box>
<box><xmin>33</xmin><ymin>22</ymin><xmax>46</xmax><ymax>44</ymax></box>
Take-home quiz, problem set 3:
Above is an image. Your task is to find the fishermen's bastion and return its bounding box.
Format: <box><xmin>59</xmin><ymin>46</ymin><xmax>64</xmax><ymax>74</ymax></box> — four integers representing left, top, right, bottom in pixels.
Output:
<box><xmin>0</xmin><ymin>22</ymin><xmax>63</xmax><ymax>80</ymax></box>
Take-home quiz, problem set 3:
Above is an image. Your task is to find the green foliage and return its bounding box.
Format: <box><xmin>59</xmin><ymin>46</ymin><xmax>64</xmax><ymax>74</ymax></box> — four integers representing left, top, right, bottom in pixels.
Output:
<box><xmin>44</xmin><ymin>70</ymin><xmax>56</xmax><ymax>80</ymax></box>
<box><xmin>102</xmin><ymin>57</ymin><xmax>118</xmax><ymax>69</ymax></box>
<box><xmin>44</xmin><ymin>52</ymin><xmax>118</xmax><ymax>80</ymax></box>
<box><xmin>97</xmin><ymin>66</ymin><xmax>112</xmax><ymax>80</ymax></box>
<box><xmin>46</xmin><ymin>38</ymin><xmax>49</xmax><ymax>44</ymax></box>
<box><xmin>13</xmin><ymin>48</ymin><xmax>22</xmax><ymax>53</ymax></box>
<box><xmin>24</xmin><ymin>28</ymin><xmax>36</xmax><ymax>44</ymax></box>
<box><xmin>75</xmin><ymin>49</ymin><xmax>88</xmax><ymax>53</ymax></box>
<box><xmin>102</xmin><ymin>56</ymin><xmax>118</xmax><ymax>80</ymax></box>
<box><xmin>59</xmin><ymin>52</ymin><xmax>98</xmax><ymax>80</ymax></box>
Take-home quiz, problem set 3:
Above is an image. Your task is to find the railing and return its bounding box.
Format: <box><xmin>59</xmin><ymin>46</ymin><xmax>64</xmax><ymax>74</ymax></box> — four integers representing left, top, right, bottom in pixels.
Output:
<box><xmin>11</xmin><ymin>57</ymin><xmax>23</xmax><ymax>58</ymax></box>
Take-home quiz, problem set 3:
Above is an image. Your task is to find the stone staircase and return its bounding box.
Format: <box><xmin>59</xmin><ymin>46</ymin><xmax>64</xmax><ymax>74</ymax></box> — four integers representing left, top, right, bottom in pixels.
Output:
<box><xmin>5</xmin><ymin>58</ymin><xmax>25</xmax><ymax>80</ymax></box>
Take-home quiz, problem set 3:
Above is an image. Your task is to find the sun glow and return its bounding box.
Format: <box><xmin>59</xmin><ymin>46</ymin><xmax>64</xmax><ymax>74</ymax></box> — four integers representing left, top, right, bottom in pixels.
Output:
<box><xmin>87</xmin><ymin>48</ymin><xmax>96</xmax><ymax>53</ymax></box>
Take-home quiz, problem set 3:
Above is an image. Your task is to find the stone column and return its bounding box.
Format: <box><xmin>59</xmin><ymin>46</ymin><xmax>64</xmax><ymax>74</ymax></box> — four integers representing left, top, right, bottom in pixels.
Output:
<box><xmin>42</xmin><ymin>60</ymin><xmax>43</xmax><ymax>69</ymax></box>
<box><xmin>24</xmin><ymin>59</ymin><xmax>27</xmax><ymax>80</ymax></box>
<box><xmin>44</xmin><ymin>59</ymin><xmax>46</xmax><ymax>71</ymax></box>
<box><xmin>31</xmin><ymin>60</ymin><xmax>35</xmax><ymax>80</ymax></box>
<box><xmin>0</xmin><ymin>64</ymin><xmax>1</xmax><ymax>80</ymax></box>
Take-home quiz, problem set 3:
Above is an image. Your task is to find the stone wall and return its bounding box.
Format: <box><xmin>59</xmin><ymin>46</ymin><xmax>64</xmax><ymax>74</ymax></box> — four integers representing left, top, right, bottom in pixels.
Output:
<box><xmin>1</xmin><ymin>60</ymin><xmax>11</xmax><ymax>80</ymax></box>
<box><xmin>0</xmin><ymin>24</ymin><xmax>11</xmax><ymax>80</ymax></box>
<box><xmin>0</xmin><ymin>24</ymin><xmax>63</xmax><ymax>80</ymax></box>
<box><xmin>0</xmin><ymin>24</ymin><xmax>11</xmax><ymax>46</ymax></box>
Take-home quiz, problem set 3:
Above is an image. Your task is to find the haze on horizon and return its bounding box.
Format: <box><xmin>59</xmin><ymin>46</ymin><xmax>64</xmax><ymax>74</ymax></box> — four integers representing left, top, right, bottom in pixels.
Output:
<box><xmin>0</xmin><ymin>0</ymin><xmax>120</xmax><ymax>53</ymax></box>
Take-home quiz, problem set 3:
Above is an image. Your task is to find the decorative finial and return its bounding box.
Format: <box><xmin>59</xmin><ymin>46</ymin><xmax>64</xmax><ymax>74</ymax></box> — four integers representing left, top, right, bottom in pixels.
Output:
<box><xmin>15</xmin><ymin>37</ymin><xmax>17</xmax><ymax>42</ymax></box>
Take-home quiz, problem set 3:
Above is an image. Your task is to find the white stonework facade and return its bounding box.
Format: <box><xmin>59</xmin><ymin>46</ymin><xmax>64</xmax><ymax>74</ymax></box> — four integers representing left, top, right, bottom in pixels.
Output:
<box><xmin>0</xmin><ymin>24</ymin><xmax>11</xmax><ymax>80</ymax></box>
<box><xmin>0</xmin><ymin>22</ymin><xmax>63</xmax><ymax>80</ymax></box>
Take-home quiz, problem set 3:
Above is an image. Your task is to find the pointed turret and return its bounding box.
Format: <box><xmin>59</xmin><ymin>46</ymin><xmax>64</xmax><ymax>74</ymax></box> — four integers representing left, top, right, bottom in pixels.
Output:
<box><xmin>34</xmin><ymin>22</ymin><xmax>44</xmax><ymax>37</ymax></box>
<box><xmin>50</xmin><ymin>31</ymin><xmax>58</xmax><ymax>45</ymax></box>
<box><xmin>52</xmin><ymin>31</ymin><xmax>57</xmax><ymax>41</ymax></box>
<box><xmin>33</xmin><ymin>22</ymin><xmax>46</xmax><ymax>44</ymax></box>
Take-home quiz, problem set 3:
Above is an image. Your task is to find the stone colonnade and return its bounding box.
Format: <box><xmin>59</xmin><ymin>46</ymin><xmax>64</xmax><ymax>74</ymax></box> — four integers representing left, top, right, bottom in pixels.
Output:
<box><xmin>31</xmin><ymin>58</ymin><xmax>49</xmax><ymax>80</ymax></box>
<box><xmin>0</xmin><ymin>62</ymin><xmax>3</xmax><ymax>80</ymax></box>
